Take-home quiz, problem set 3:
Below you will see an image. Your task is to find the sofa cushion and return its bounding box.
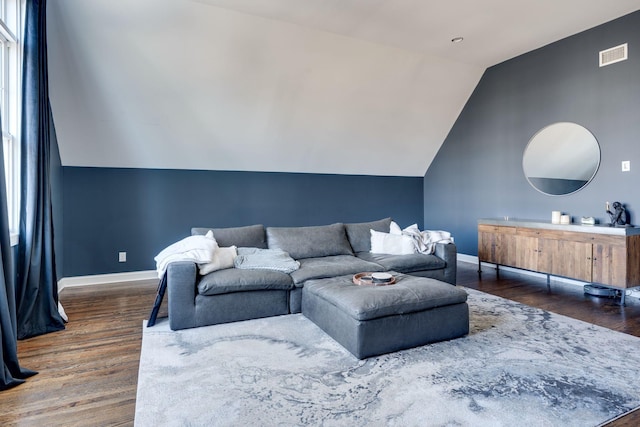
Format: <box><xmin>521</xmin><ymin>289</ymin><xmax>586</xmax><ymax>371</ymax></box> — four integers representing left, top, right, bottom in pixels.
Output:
<box><xmin>266</xmin><ymin>223</ymin><xmax>353</xmax><ymax>260</ymax></box>
<box><xmin>192</xmin><ymin>224</ymin><xmax>267</xmax><ymax>249</ymax></box>
<box><xmin>198</xmin><ymin>268</ymin><xmax>294</xmax><ymax>296</ymax></box>
<box><xmin>289</xmin><ymin>255</ymin><xmax>385</xmax><ymax>286</ymax></box>
<box><xmin>344</xmin><ymin>218</ymin><xmax>392</xmax><ymax>253</ymax></box>
<box><xmin>356</xmin><ymin>252</ymin><xmax>445</xmax><ymax>274</ymax></box>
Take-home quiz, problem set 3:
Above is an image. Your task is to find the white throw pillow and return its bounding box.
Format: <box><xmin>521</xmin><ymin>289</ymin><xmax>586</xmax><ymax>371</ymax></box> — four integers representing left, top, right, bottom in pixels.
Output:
<box><xmin>370</xmin><ymin>230</ymin><xmax>416</xmax><ymax>255</ymax></box>
<box><xmin>199</xmin><ymin>246</ymin><xmax>238</xmax><ymax>275</ymax></box>
<box><xmin>389</xmin><ymin>221</ymin><xmax>402</xmax><ymax>235</ymax></box>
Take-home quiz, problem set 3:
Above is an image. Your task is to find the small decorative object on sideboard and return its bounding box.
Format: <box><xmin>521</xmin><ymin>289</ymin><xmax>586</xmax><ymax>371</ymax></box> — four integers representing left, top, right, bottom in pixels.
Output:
<box><xmin>551</xmin><ymin>211</ymin><xmax>561</xmax><ymax>224</ymax></box>
<box><xmin>606</xmin><ymin>201</ymin><xmax>631</xmax><ymax>227</ymax></box>
<box><xmin>560</xmin><ymin>214</ymin><xmax>570</xmax><ymax>225</ymax></box>
<box><xmin>580</xmin><ymin>216</ymin><xmax>596</xmax><ymax>226</ymax></box>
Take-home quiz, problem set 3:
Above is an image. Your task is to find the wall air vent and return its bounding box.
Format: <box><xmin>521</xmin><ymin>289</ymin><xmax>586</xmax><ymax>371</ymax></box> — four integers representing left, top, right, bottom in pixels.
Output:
<box><xmin>599</xmin><ymin>43</ymin><xmax>628</xmax><ymax>67</ymax></box>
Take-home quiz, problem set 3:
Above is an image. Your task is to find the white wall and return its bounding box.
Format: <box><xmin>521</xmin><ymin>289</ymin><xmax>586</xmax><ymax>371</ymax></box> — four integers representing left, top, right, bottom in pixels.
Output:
<box><xmin>47</xmin><ymin>0</ymin><xmax>482</xmax><ymax>177</ymax></box>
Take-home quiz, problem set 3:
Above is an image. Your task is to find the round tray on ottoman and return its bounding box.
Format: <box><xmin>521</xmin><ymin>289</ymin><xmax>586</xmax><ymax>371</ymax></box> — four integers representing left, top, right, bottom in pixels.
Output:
<box><xmin>353</xmin><ymin>272</ymin><xmax>396</xmax><ymax>286</ymax></box>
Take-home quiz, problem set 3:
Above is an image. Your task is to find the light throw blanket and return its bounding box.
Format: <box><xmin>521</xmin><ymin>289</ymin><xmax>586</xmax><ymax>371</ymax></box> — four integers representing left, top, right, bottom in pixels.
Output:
<box><xmin>234</xmin><ymin>248</ymin><xmax>300</xmax><ymax>273</ymax></box>
<box><xmin>400</xmin><ymin>224</ymin><xmax>454</xmax><ymax>255</ymax></box>
<box><xmin>154</xmin><ymin>232</ymin><xmax>218</xmax><ymax>278</ymax></box>
<box><xmin>371</xmin><ymin>222</ymin><xmax>455</xmax><ymax>256</ymax></box>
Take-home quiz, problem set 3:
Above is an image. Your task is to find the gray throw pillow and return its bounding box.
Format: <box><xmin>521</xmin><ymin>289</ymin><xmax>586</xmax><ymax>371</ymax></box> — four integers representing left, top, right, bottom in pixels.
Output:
<box><xmin>344</xmin><ymin>218</ymin><xmax>392</xmax><ymax>253</ymax></box>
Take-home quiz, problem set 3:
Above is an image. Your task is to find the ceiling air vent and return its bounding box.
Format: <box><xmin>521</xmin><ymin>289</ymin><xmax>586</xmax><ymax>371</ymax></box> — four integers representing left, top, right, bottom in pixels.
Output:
<box><xmin>599</xmin><ymin>43</ymin><xmax>628</xmax><ymax>67</ymax></box>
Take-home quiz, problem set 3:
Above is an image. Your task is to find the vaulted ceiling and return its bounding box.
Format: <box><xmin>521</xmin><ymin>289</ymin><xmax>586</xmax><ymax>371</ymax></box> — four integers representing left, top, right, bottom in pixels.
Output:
<box><xmin>47</xmin><ymin>1</ymin><xmax>640</xmax><ymax>176</ymax></box>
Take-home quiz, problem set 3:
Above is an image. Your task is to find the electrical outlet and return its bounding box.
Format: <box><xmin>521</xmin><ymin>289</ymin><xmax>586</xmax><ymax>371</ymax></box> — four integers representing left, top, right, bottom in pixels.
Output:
<box><xmin>119</xmin><ymin>252</ymin><xmax>127</xmax><ymax>262</ymax></box>
<box><xmin>622</xmin><ymin>161</ymin><xmax>630</xmax><ymax>172</ymax></box>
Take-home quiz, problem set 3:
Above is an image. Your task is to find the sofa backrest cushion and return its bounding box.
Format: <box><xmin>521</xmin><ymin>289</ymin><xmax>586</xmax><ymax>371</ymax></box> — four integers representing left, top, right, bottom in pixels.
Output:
<box><xmin>266</xmin><ymin>223</ymin><xmax>353</xmax><ymax>260</ymax></box>
<box><xmin>191</xmin><ymin>224</ymin><xmax>267</xmax><ymax>249</ymax></box>
<box><xmin>344</xmin><ymin>218</ymin><xmax>392</xmax><ymax>253</ymax></box>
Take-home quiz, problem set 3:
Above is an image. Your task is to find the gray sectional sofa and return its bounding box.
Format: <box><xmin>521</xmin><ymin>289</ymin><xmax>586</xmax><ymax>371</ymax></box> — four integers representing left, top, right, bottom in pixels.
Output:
<box><xmin>167</xmin><ymin>218</ymin><xmax>457</xmax><ymax>330</ymax></box>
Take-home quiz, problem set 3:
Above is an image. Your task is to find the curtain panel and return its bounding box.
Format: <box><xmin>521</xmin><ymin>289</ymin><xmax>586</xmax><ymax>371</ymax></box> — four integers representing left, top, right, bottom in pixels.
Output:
<box><xmin>16</xmin><ymin>0</ymin><xmax>65</xmax><ymax>339</ymax></box>
<box><xmin>0</xmin><ymin>108</ymin><xmax>37</xmax><ymax>390</ymax></box>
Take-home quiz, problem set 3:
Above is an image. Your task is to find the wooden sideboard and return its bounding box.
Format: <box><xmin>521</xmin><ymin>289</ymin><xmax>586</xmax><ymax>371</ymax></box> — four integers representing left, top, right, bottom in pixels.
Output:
<box><xmin>477</xmin><ymin>218</ymin><xmax>640</xmax><ymax>304</ymax></box>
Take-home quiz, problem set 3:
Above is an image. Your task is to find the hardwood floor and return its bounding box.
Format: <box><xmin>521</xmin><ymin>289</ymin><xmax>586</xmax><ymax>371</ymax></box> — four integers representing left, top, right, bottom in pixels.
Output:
<box><xmin>1</xmin><ymin>279</ymin><xmax>164</xmax><ymax>427</ymax></box>
<box><xmin>2</xmin><ymin>262</ymin><xmax>639</xmax><ymax>426</ymax></box>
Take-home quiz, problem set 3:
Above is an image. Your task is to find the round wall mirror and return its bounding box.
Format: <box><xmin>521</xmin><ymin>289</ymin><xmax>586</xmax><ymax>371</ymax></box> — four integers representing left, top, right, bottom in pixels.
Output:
<box><xmin>523</xmin><ymin>122</ymin><xmax>600</xmax><ymax>196</ymax></box>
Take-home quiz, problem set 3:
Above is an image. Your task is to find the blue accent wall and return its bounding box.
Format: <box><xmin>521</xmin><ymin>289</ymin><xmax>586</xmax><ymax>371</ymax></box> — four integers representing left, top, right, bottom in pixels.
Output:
<box><xmin>424</xmin><ymin>11</ymin><xmax>640</xmax><ymax>256</ymax></box>
<box><xmin>63</xmin><ymin>168</ymin><xmax>423</xmax><ymax>276</ymax></box>
<box><xmin>51</xmin><ymin>117</ymin><xmax>64</xmax><ymax>281</ymax></box>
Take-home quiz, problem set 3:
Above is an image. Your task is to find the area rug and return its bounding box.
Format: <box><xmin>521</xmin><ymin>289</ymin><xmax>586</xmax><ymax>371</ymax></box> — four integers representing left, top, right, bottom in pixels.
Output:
<box><xmin>135</xmin><ymin>288</ymin><xmax>640</xmax><ymax>426</ymax></box>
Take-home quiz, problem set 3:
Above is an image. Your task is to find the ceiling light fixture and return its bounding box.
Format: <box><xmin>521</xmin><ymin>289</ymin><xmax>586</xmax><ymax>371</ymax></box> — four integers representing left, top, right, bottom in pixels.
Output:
<box><xmin>451</xmin><ymin>37</ymin><xmax>464</xmax><ymax>43</ymax></box>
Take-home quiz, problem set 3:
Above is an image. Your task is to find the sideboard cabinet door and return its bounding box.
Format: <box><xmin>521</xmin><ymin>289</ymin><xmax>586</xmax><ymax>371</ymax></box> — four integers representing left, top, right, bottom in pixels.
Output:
<box><xmin>478</xmin><ymin>225</ymin><xmax>517</xmax><ymax>267</ymax></box>
<box><xmin>514</xmin><ymin>235</ymin><xmax>539</xmax><ymax>272</ymax></box>
<box><xmin>537</xmin><ymin>238</ymin><xmax>593</xmax><ymax>282</ymax></box>
<box><xmin>592</xmin><ymin>242</ymin><xmax>627</xmax><ymax>287</ymax></box>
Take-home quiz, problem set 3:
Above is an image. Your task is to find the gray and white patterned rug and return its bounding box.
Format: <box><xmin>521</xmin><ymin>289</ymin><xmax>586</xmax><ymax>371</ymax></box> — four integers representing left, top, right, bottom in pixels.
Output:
<box><xmin>135</xmin><ymin>288</ymin><xmax>640</xmax><ymax>426</ymax></box>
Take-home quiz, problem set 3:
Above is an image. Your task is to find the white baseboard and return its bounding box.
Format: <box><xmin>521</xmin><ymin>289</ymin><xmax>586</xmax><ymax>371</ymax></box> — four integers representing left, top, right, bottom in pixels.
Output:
<box><xmin>58</xmin><ymin>270</ymin><xmax>158</xmax><ymax>292</ymax></box>
<box><xmin>457</xmin><ymin>253</ymin><xmax>479</xmax><ymax>265</ymax></box>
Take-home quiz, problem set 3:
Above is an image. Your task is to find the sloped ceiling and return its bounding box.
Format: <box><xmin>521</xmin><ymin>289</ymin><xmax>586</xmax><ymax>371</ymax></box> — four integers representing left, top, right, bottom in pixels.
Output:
<box><xmin>47</xmin><ymin>1</ymin><xmax>640</xmax><ymax>176</ymax></box>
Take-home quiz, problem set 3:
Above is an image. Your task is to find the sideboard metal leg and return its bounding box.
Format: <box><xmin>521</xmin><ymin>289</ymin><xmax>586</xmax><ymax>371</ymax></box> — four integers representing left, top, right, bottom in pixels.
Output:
<box><xmin>496</xmin><ymin>264</ymin><xmax>500</xmax><ymax>279</ymax></box>
<box><xmin>621</xmin><ymin>290</ymin><xmax>626</xmax><ymax>306</ymax></box>
<box><xmin>546</xmin><ymin>274</ymin><xmax>551</xmax><ymax>292</ymax></box>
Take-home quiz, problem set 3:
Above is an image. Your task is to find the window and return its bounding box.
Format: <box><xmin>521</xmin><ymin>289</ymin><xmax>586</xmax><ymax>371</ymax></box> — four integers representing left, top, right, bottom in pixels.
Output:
<box><xmin>0</xmin><ymin>0</ymin><xmax>21</xmax><ymax>241</ymax></box>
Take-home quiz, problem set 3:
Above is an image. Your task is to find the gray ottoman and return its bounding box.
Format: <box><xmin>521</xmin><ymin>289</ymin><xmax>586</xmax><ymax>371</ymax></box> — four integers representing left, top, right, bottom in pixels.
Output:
<box><xmin>301</xmin><ymin>273</ymin><xmax>469</xmax><ymax>359</ymax></box>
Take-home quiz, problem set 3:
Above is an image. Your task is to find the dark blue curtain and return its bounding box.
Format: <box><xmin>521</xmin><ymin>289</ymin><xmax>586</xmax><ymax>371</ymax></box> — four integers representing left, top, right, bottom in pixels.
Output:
<box><xmin>0</xmin><ymin>113</ymin><xmax>37</xmax><ymax>390</ymax></box>
<box><xmin>16</xmin><ymin>0</ymin><xmax>65</xmax><ymax>339</ymax></box>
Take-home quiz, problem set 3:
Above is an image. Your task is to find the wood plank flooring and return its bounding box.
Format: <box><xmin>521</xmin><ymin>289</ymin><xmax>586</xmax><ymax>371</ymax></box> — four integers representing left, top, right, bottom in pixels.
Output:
<box><xmin>0</xmin><ymin>279</ymin><xmax>164</xmax><ymax>427</ymax></box>
<box><xmin>1</xmin><ymin>261</ymin><xmax>639</xmax><ymax>426</ymax></box>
